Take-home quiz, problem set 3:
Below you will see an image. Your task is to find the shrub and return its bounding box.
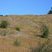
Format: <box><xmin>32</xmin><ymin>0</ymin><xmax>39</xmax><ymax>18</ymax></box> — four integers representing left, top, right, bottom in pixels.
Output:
<box><xmin>40</xmin><ymin>24</ymin><xmax>49</xmax><ymax>38</ymax></box>
<box><xmin>15</xmin><ymin>27</ymin><xmax>20</xmax><ymax>31</ymax></box>
<box><xmin>0</xmin><ymin>21</ymin><xmax>9</xmax><ymax>28</ymax></box>
<box><xmin>14</xmin><ymin>39</ymin><xmax>20</xmax><ymax>46</ymax></box>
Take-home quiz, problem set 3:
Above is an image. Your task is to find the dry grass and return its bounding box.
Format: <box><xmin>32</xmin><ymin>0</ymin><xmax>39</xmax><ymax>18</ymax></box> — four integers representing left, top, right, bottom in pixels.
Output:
<box><xmin>0</xmin><ymin>14</ymin><xmax>52</xmax><ymax>52</ymax></box>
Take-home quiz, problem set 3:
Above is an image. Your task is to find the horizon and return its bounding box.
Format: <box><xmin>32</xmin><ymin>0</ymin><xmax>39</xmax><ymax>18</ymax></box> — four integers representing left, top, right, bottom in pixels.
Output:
<box><xmin>0</xmin><ymin>0</ymin><xmax>52</xmax><ymax>15</ymax></box>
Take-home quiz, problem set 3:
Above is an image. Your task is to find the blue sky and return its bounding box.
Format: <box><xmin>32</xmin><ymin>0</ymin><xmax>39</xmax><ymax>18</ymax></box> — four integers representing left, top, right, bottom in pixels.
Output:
<box><xmin>0</xmin><ymin>0</ymin><xmax>52</xmax><ymax>15</ymax></box>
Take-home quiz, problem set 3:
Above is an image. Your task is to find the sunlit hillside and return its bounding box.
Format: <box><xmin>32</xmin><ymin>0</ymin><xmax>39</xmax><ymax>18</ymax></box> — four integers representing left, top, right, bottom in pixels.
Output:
<box><xmin>0</xmin><ymin>14</ymin><xmax>52</xmax><ymax>52</ymax></box>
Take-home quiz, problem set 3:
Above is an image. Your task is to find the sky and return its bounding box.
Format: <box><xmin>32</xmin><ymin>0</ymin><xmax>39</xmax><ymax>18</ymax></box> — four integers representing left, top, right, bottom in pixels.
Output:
<box><xmin>0</xmin><ymin>0</ymin><xmax>52</xmax><ymax>15</ymax></box>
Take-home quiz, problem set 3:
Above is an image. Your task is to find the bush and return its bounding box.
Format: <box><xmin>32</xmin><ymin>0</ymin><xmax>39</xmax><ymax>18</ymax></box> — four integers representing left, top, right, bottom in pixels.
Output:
<box><xmin>14</xmin><ymin>39</ymin><xmax>20</xmax><ymax>46</ymax></box>
<box><xmin>15</xmin><ymin>27</ymin><xmax>20</xmax><ymax>31</ymax></box>
<box><xmin>0</xmin><ymin>21</ymin><xmax>9</xmax><ymax>28</ymax></box>
<box><xmin>48</xmin><ymin>7</ymin><xmax>52</xmax><ymax>14</ymax></box>
<box><xmin>41</xmin><ymin>24</ymin><xmax>49</xmax><ymax>38</ymax></box>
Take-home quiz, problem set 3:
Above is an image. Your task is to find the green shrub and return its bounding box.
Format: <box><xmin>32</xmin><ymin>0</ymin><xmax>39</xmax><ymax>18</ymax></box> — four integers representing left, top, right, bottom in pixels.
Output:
<box><xmin>0</xmin><ymin>21</ymin><xmax>9</xmax><ymax>28</ymax></box>
<box><xmin>41</xmin><ymin>24</ymin><xmax>49</xmax><ymax>38</ymax></box>
<box><xmin>15</xmin><ymin>27</ymin><xmax>20</xmax><ymax>31</ymax></box>
<box><xmin>14</xmin><ymin>39</ymin><xmax>20</xmax><ymax>46</ymax></box>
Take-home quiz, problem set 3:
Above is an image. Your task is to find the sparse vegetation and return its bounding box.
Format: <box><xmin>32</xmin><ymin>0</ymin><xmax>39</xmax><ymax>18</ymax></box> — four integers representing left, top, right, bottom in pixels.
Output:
<box><xmin>30</xmin><ymin>44</ymin><xmax>49</xmax><ymax>52</ymax></box>
<box><xmin>0</xmin><ymin>21</ymin><xmax>9</xmax><ymax>28</ymax></box>
<box><xmin>0</xmin><ymin>15</ymin><xmax>52</xmax><ymax>52</ymax></box>
<box><xmin>14</xmin><ymin>39</ymin><xmax>20</xmax><ymax>46</ymax></box>
<box><xmin>0</xmin><ymin>21</ymin><xmax>9</xmax><ymax>36</ymax></box>
<box><xmin>30</xmin><ymin>39</ymin><xmax>51</xmax><ymax>52</ymax></box>
<box><xmin>0</xmin><ymin>29</ymin><xmax>7</xmax><ymax>36</ymax></box>
<box><xmin>40</xmin><ymin>24</ymin><xmax>49</xmax><ymax>38</ymax></box>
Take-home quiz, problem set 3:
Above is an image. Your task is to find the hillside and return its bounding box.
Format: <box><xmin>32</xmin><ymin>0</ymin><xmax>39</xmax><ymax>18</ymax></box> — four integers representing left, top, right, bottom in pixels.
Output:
<box><xmin>0</xmin><ymin>14</ymin><xmax>52</xmax><ymax>52</ymax></box>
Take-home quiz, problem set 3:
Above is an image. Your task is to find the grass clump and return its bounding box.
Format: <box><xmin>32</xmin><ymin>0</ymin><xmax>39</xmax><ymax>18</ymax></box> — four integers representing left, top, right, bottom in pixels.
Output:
<box><xmin>40</xmin><ymin>24</ymin><xmax>49</xmax><ymax>38</ymax></box>
<box><xmin>0</xmin><ymin>21</ymin><xmax>9</xmax><ymax>28</ymax></box>
<box><xmin>15</xmin><ymin>27</ymin><xmax>20</xmax><ymax>31</ymax></box>
<box><xmin>30</xmin><ymin>39</ymin><xmax>51</xmax><ymax>52</ymax></box>
<box><xmin>30</xmin><ymin>44</ymin><xmax>49</xmax><ymax>52</ymax></box>
<box><xmin>14</xmin><ymin>39</ymin><xmax>21</xmax><ymax>46</ymax></box>
<box><xmin>0</xmin><ymin>29</ymin><xmax>7</xmax><ymax>36</ymax></box>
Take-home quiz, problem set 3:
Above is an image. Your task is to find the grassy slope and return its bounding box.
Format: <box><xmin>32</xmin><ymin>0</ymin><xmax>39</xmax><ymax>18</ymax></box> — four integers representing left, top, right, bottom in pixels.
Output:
<box><xmin>0</xmin><ymin>14</ymin><xmax>52</xmax><ymax>52</ymax></box>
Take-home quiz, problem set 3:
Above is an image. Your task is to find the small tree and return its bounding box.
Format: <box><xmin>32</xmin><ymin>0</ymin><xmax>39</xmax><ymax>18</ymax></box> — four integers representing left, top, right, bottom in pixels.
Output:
<box><xmin>48</xmin><ymin>7</ymin><xmax>52</xmax><ymax>14</ymax></box>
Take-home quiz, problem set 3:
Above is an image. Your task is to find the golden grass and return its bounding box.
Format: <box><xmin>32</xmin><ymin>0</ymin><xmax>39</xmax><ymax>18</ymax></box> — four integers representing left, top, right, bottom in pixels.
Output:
<box><xmin>0</xmin><ymin>14</ymin><xmax>52</xmax><ymax>52</ymax></box>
